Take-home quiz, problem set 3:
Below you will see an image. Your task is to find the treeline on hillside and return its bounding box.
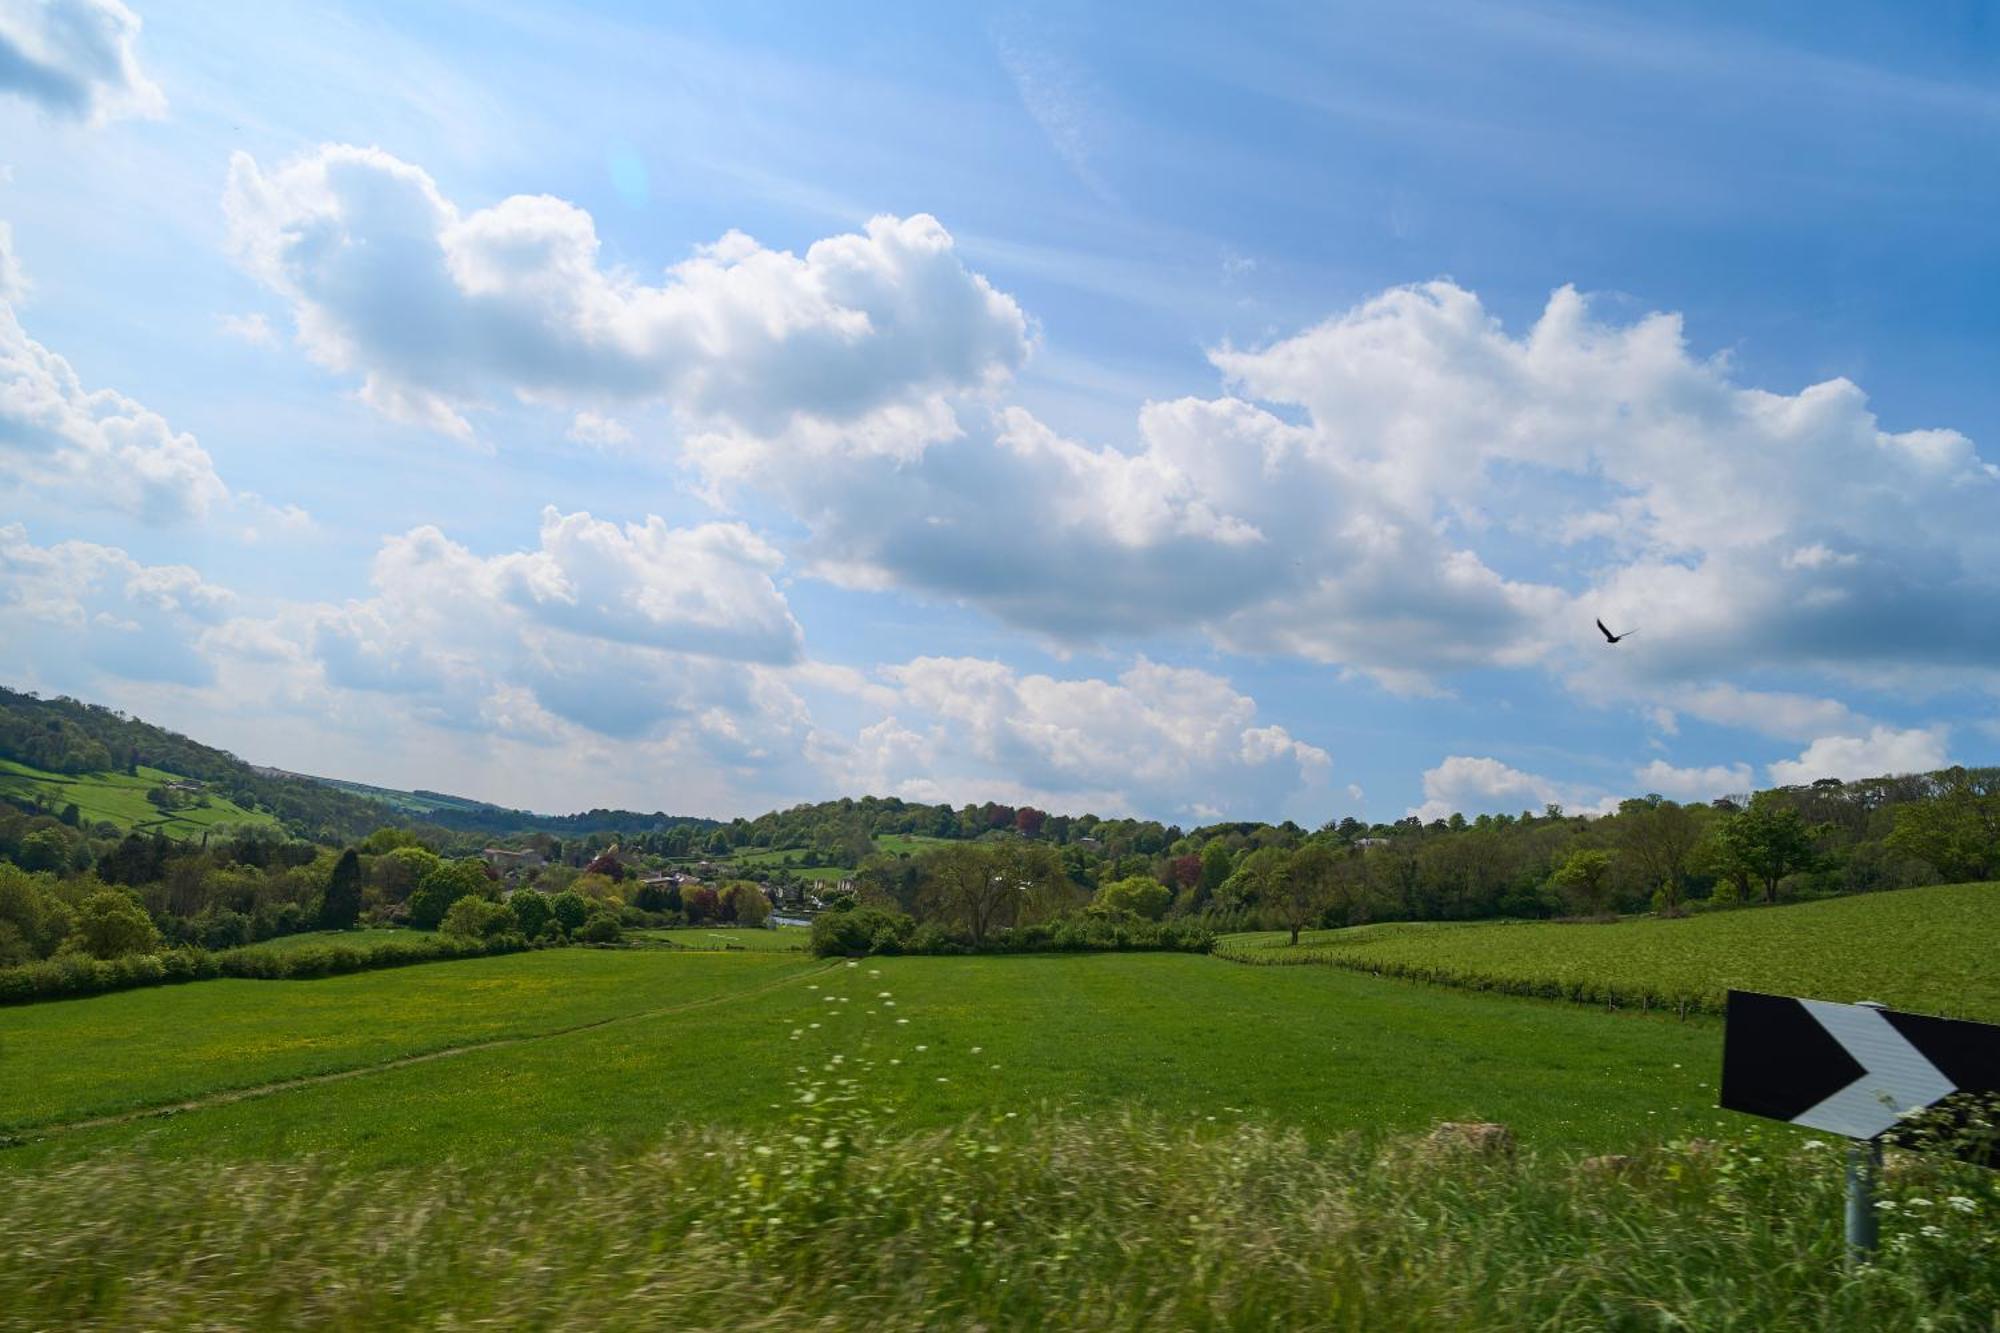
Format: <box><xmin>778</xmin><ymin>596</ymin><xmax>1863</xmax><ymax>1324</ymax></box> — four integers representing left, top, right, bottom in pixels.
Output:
<box><xmin>830</xmin><ymin>768</ymin><xmax>2000</xmax><ymax>944</ymax></box>
<box><xmin>810</xmin><ymin>840</ymin><xmax>1216</xmax><ymax>957</ymax></box>
<box><xmin>0</xmin><ymin>688</ymin><xmax>392</xmax><ymax>842</ymax></box>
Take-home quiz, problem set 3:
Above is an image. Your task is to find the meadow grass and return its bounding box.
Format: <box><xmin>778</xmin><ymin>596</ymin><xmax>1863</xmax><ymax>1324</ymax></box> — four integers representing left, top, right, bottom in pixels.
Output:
<box><xmin>229</xmin><ymin>927</ymin><xmax>426</xmax><ymax>954</ymax></box>
<box><xmin>0</xmin><ymin>948</ymin><xmax>818</xmax><ymax>1135</ymax></box>
<box><xmin>0</xmin><ymin>759</ymin><xmax>278</xmax><ymax>836</ymax></box>
<box><xmin>630</xmin><ymin>925</ymin><xmax>808</xmax><ymax>951</ymax></box>
<box><xmin>1220</xmin><ymin>881</ymin><xmax>2000</xmax><ymax>1020</ymax></box>
<box><xmin>5</xmin><ymin>951</ymin><xmax>1726</xmax><ymax>1168</ymax></box>
<box><xmin>2</xmin><ymin>1111</ymin><xmax>1993</xmax><ymax>1330</ymax></box>
<box><xmin>874</xmin><ymin>832</ymin><xmax>954</xmax><ymax>855</ymax></box>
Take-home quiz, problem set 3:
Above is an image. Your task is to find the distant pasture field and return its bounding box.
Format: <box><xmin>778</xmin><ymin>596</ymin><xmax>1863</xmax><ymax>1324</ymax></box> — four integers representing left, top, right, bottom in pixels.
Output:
<box><xmin>1220</xmin><ymin>881</ymin><xmax>2000</xmax><ymax>1020</ymax></box>
<box><xmin>1</xmin><ymin>950</ymin><xmax>1723</xmax><ymax>1168</ymax></box>
<box><xmin>630</xmin><ymin>926</ymin><xmax>808</xmax><ymax>951</ymax></box>
<box><xmin>0</xmin><ymin>759</ymin><xmax>278</xmax><ymax>837</ymax></box>
<box><xmin>0</xmin><ymin>949</ymin><xmax>817</xmax><ymax>1136</ymax></box>
<box><xmin>230</xmin><ymin>928</ymin><xmax>424</xmax><ymax>955</ymax></box>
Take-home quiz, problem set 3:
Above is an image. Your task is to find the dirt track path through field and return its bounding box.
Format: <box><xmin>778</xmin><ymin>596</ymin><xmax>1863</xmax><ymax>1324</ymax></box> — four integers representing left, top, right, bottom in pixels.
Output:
<box><xmin>13</xmin><ymin>958</ymin><xmax>841</xmax><ymax>1143</ymax></box>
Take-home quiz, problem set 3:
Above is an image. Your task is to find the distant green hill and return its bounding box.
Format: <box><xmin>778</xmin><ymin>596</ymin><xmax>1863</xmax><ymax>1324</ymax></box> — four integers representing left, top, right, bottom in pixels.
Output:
<box><xmin>0</xmin><ymin>687</ymin><xmax>390</xmax><ymax>842</ymax></box>
<box><xmin>0</xmin><ymin>686</ymin><xmax>720</xmax><ymax>844</ymax></box>
<box><xmin>0</xmin><ymin>757</ymin><xmax>280</xmax><ymax>837</ymax></box>
<box><xmin>308</xmin><ymin>775</ymin><xmax>720</xmax><ymax>838</ymax></box>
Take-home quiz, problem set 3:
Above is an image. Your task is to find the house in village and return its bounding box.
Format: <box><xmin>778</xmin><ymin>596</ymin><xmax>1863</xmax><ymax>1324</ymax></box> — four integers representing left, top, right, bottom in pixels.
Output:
<box><xmin>481</xmin><ymin>847</ymin><xmax>546</xmax><ymax>876</ymax></box>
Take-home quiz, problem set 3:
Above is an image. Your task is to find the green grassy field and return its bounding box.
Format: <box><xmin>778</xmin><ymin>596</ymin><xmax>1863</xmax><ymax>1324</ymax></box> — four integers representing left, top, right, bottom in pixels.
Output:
<box><xmin>1219</xmin><ymin>881</ymin><xmax>2000</xmax><ymax>1019</ymax></box>
<box><xmin>873</xmin><ymin>833</ymin><xmax>953</xmax><ymax>855</ymax></box>
<box><xmin>229</xmin><ymin>927</ymin><xmax>424</xmax><ymax>955</ymax></box>
<box><xmin>2</xmin><ymin>949</ymin><xmax>1725</xmax><ymax>1167</ymax></box>
<box><xmin>0</xmin><ymin>759</ymin><xmax>278</xmax><ymax>837</ymax></box>
<box><xmin>726</xmin><ymin>846</ymin><xmax>850</xmax><ymax>881</ymax></box>
<box><xmin>629</xmin><ymin>925</ymin><xmax>808</xmax><ymax>951</ymax></box>
<box><xmin>0</xmin><ymin>949</ymin><xmax>817</xmax><ymax>1136</ymax></box>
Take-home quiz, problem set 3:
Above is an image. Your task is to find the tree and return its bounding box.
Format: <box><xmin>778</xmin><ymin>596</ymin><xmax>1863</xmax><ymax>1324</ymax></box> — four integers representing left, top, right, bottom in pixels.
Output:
<box><xmin>320</xmin><ymin>848</ymin><xmax>362</xmax><ymax>929</ymax></box>
<box><xmin>921</xmin><ymin>844</ymin><xmax>1011</xmax><ymax>944</ymax></box>
<box><xmin>1886</xmin><ymin>774</ymin><xmax>1999</xmax><ymax>882</ymax></box>
<box><xmin>1617</xmin><ymin>799</ymin><xmax>1700</xmax><ymax>914</ymax></box>
<box><xmin>681</xmin><ymin>885</ymin><xmax>719</xmax><ymax>924</ymax></box>
<box><xmin>509</xmin><ymin>889</ymin><xmax>552</xmax><ymax>937</ymax></box>
<box><xmin>374</xmin><ymin>845</ymin><xmax>442</xmax><ymax>904</ymax></box>
<box><xmin>16</xmin><ymin>827</ymin><xmax>71</xmax><ymax>874</ymax></box>
<box><xmin>408</xmin><ymin>858</ymin><xmax>491</xmax><ymax>929</ymax></box>
<box><xmin>1092</xmin><ymin>875</ymin><xmax>1172</xmax><ymax>921</ymax></box>
<box><xmin>1273</xmin><ymin>845</ymin><xmax>1337</xmax><ymax>945</ymax></box>
<box><xmin>721</xmin><ymin>880</ymin><xmax>772</xmax><ymax>928</ymax></box>
<box><xmin>440</xmin><ymin>896</ymin><xmax>514</xmax><ymax>940</ymax></box>
<box><xmin>1551</xmin><ymin>849</ymin><xmax>1615</xmax><ymax>916</ymax></box>
<box><xmin>549</xmin><ymin>890</ymin><xmax>590</xmax><ymax>933</ymax></box>
<box><xmin>69</xmin><ymin>889</ymin><xmax>161</xmax><ymax>959</ymax></box>
<box><xmin>1718</xmin><ymin>795</ymin><xmax>1819</xmax><ymax>903</ymax></box>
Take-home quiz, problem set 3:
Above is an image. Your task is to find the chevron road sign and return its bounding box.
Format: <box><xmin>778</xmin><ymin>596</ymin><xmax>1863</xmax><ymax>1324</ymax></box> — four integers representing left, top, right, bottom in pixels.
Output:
<box><xmin>1721</xmin><ymin>990</ymin><xmax>2000</xmax><ymax>1145</ymax></box>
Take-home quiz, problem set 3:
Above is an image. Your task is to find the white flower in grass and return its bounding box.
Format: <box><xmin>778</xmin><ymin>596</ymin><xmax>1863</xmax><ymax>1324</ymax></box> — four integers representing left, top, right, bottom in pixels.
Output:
<box><xmin>896</xmin><ymin>1018</ymin><xmax>909</xmax><ymax>1025</ymax></box>
<box><xmin>915</xmin><ymin>1044</ymin><xmax>928</xmax><ymax>1051</ymax></box>
<box><xmin>846</xmin><ymin>961</ymin><xmax>859</xmax><ymax>968</ymax></box>
<box><xmin>970</xmin><ymin>1046</ymin><xmax>983</xmax><ymax>1054</ymax></box>
<box><xmin>1948</xmin><ymin>1196</ymin><xmax>1977</xmax><ymax>1214</ymax></box>
<box><xmin>1802</xmin><ymin>1139</ymin><xmax>1828</xmax><ymax>1151</ymax></box>
<box><xmin>1921</xmin><ymin>1225</ymin><xmax>1945</xmax><ymax>1239</ymax></box>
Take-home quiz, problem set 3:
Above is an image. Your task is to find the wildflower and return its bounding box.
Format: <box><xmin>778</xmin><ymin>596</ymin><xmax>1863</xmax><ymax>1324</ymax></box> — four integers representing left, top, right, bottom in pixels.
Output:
<box><xmin>937</xmin><ymin>1077</ymin><xmax>949</xmax><ymax>1083</ymax></box>
<box><xmin>1948</xmin><ymin>1196</ymin><xmax>1977</xmax><ymax>1214</ymax></box>
<box><xmin>846</xmin><ymin>961</ymin><xmax>859</xmax><ymax>968</ymax></box>
<box><xmin>809</xmin><ymin>1022</ymin><xmax>821</xmax><ymax>1029</ymax></box>
<box><xmin>915</xmin><ymin>1044</ymin><xmax>929</xmax><ymax>1051</ymax></box>
<box><xmin>971</xmin><ymin>1046</ymin><xmax>983</xmax><ymax>1054</ymax></box>
<box><xmin>878</xmin><ymin>991</ymin><xmax>892</xmax><ymax>998</ymax></box>
<box><xmin>1921</xmin><ymin>1225</ymin><xmax>1945</xmax><ymax>1239</ymax></box>
<box><xmin>890</xmin><ymin>1058</ymin><xmax>902</xmax><ymax>1066</ymax></box>
<box><xmin>869</xmin><ymin>969</ymin><xmax>882</xmax><ymax>977</ymax></box>
<box><xmin>1802</xmin><ymin>1139</ymin><xmax>1828</xmax><ymax>1151</ymax></box>
<box><xmin>1907</xmin><ymin>1197</ymin><xmax>1933</xmax><ymax>1209</ymax></box>
<box><xmin>896</xmin><ymin>1018</ymin><xmax>910</xmax><ymax>1025</ymax></box>
<box><xmin>991</xmin><ymin>1063</ymin><xmax>1002</xmax><ymax>1070</ymax></box>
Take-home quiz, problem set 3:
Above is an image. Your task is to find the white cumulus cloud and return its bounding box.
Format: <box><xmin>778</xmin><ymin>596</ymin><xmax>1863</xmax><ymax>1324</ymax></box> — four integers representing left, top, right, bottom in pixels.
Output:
<box><xmin>1632</xmin><ymin>758</ymin><xmax>1754</xmax><ymax>803</ymax></box>
<box><xmin>812</xmin><ymin>655</ymin><xmax>1329</xmax><ymax>820</ymax></box>
<box><xmin>223</xmin><ymin>144</ymin><xmax>1030</xmax><ymax>440</ymax></box>
<box><xmin>0</xmin><ymin>0</ymin><xmax>165</xmax><ymax>124</ymax></box>
<box><xmin>0</xmin><ymin>298</ymin><xmax>229</xmax><ymax>522</ymax></box>
<box><xmin>0</xmin><ymin>523</ymin><xmax>233</xmax><ymax>686</ymax></box>
<box><xmin>1766</xmin><ymin>727</ymin><xmax>1949</xmax><ymax>787</ymax></box>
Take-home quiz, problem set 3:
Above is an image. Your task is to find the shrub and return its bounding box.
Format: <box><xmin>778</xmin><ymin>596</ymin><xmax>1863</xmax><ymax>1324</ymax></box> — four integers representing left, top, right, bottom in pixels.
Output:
<box><xmin>67</xmin><ymin>889</ymin><xmax>162</xmax><ymax>960</ymax></box>
<box><xmin>508</xmin><ymin>889</ymin><xmax>552</xmax><ymax>938</ymax></box>
<box><xmin>810</xmin><ymin>906</ymin><xmax>914</xmax><ymax>957</ymax></box>
<box><xmin>578</xmin><ymin>912</ymin><xmax>623</xmax><ymax>944</ymax></box>
<box><xmin>549</xmin><ymin>891</ymin><xmax>589</xmax><ymax>934</ymax></box>
<box><xmin>440</xmin><ymin>897</ymin><xmax>516</xmax><ymax>940</ymax></box>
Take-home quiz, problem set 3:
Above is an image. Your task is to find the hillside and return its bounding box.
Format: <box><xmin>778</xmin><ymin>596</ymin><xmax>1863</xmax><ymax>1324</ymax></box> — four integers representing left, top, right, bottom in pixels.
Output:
<box><xmin>309</xmin><ymin>775</ymin><xmax>718</xmax><ymax>838</ymax></box>
<box><xmin>1219</xmin><ymin>880</ymin><xmax>2000</xmax><ymax>1019</ymax></box>
<box><xmin>0</xmin><ymin>688</ymin><xmax>390</xmax><ymax>842</ymax></box>
<box><xmin>0</xmin><ymin>759</ymin><xmax>278</xmax><ymax>837</ymax></box>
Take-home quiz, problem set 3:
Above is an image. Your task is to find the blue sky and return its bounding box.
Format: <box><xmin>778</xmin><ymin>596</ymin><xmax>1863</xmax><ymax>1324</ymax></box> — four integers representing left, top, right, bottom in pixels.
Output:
<box><xmin>2</xmin><ymin>0</ymin><xmax>1996</xmax><ymax>823</ymax></box>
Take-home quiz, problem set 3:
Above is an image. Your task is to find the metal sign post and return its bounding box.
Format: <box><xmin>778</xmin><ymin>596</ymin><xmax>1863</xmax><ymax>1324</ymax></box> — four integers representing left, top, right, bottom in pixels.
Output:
<box><xmin>1720</xmin><ymin>990</ymin><xmax>2000</xmax><ymax>1268</ymax></box>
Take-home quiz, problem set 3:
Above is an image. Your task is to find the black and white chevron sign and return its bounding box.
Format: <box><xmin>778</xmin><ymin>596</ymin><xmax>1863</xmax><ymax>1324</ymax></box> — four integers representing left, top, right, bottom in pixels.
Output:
<box><xmin>1721</xmin><ymin>990</ymin><xmax>2000</xmax><ymax>1144</ymax></box>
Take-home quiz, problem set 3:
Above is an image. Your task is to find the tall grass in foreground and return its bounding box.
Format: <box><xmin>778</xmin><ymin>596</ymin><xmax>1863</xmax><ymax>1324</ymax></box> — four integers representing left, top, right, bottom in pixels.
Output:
<box><xmin>3</xmin><ymin>1108</ymin><xmax>1994</xmax><ymax>1330</ymax></box>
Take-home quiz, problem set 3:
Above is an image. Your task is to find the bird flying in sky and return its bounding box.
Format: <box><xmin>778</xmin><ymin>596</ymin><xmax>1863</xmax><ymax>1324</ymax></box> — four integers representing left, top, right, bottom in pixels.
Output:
<box><xmin>1595</xmin><ymin>618</ymin><xmax>1636</xmax><ymax>644</ymax></box>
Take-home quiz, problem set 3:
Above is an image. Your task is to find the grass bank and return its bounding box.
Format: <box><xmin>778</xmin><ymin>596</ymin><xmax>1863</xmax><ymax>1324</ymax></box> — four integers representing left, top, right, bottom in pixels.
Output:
<box><xmin>1219</xmin><ymin>881</ymin><xmax>2000</xmax><ymax>1020</ymax></box>
<box><xmin>1</xmin><ymin>1112</ymin><xmax>1992</xmax><ymax>1330</ymax></box>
